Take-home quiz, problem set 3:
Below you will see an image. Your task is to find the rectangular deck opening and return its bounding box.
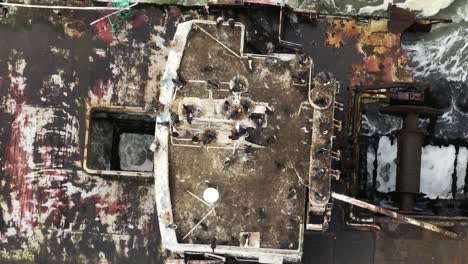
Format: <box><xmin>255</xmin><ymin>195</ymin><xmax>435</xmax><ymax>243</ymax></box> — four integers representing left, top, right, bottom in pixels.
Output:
<box><xmin>84</xmin><ymin>107</ymin><xmax>156</xmax><ymax>177</ymax></box>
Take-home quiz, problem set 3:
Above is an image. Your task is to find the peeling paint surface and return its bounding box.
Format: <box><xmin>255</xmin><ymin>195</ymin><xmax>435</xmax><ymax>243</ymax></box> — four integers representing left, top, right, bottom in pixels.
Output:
<box><xmin>325</xmin><ymin>18</ymin><xmax>414</xmax><ymax>87</ymax></box>
<box><xmin>0</xmin><ymin>6</ymin><xmax>181</xmax><ymax>263</ymax></box>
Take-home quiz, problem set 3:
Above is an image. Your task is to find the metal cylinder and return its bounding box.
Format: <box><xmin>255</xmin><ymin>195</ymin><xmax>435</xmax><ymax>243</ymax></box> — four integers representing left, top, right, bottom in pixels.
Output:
<box><xmin>396</xmin><ymin>112</ymin><xmax>423</xmax><ymax>211</ymax></box>
<box><xmin>381</xmin><ymin>105</ymin><xmax>443</xmax><ymax>212</ymax></box>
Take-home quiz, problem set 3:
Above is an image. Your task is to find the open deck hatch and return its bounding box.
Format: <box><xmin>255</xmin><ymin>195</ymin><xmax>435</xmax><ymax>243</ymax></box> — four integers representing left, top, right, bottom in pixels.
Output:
<box><xmin>84</xmin><ymin>107</ymin><xmax>156</xmax><ymax>177</ymax></box>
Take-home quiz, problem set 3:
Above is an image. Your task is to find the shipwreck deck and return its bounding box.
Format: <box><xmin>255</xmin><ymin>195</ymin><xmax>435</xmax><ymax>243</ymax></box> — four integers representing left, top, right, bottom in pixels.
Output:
<box><xmin>0</xmin><ymin>3</ymin><xmax>458</xmax><ymax>263</ymax></box>
<box><xmin>165</xmin><ymin>22</ymin><xmax>311</xmax><ymax>249</ymax></box>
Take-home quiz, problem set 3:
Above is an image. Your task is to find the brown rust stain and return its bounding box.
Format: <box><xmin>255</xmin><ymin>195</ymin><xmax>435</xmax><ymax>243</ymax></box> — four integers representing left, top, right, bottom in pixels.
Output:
<box><xmin>325</xmin><ymin>17</ymin><xmax>414</xmax><ymax>87</ymax></box>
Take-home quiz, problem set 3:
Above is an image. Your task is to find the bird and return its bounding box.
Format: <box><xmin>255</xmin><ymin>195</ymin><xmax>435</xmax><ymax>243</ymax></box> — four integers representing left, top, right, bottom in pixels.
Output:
<box><xmin>170</xmin><ymin>112</ymin><xmax>181</xmax><ymax>125</ymax></box>
<box><xmin>258</xmin><ymin>208</ymin><xmax>266</xmax><ymax>223</ymax></box>
<box><xmin>172</xmin><ymin>77</ymin><xmax>184</xmax><ymax>88</ymax></box>
<box><xmin>287</xmin><ymin>187</ymin><xmax>297</xmax><ymax>199</ymax></box>
<box><xmin>172</xmin><ymin>71</ymin><xmax>187</xmax><ymax>88</ymax></box>
<box><xmin>223</xmin><ymin>100</ymin><xmax>231</xmax><ymax>112</ymax></box>
<box><xmin>210</xmin><ymin>237</ymin><xmax>217</xmax><ymax>253</ymax></box>
<box><xmin>265</xmin><ymin>106</ymin><xmax>274</xmax><ymax>115</ymax></box>
<box><xmin>247</xmin><ymin>58</ymin><xmax>255</xmax><ymax>72</ymax></box>
<box><xmin>230</xmin><ymin>74</ymin><xmax>242</xmax><ymax>92</ymax></box>
<box><xmin>229</xmin><ymin>127</ymin><xmax>246</xmax><ymax>140</ymax></box>
<box><xmin>183</xmin><ymin>104</ymin><xmax>194</xmax><ymax>124</ymax></box>
<box><xmin>216</xmin><ymin>17</ymin><xmax>224</xmax><ymax>28</ymax></box>
<box><xmin>157</xmin><ymin>121</ymin><xmax>170</xmax><ymax>127</ymax></box>
<box><xmin>206</xmin><ymin>78</ymin><xmax>221</xmax><ymax>90</ymax></box>
<box><xmin>202</xmin><ymin>130</ymin><xmax>217</xmax><ymax>145</ymax></box>
<box><xmin>222</xmin><ymin>157</ymin><xmax>232</xmax><ymax>169</ymax></box>
<box><xmin>228</xmin><ymin>18</ymin><xmax>235</xmax><ymax>28</ymax></box>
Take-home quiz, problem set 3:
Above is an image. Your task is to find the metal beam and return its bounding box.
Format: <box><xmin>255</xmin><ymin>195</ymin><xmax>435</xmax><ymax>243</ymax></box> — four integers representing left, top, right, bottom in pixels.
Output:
<box><xmin>331</xmin><ymin>192</ymin><xmax>459</xmax><ymax>239</ymax></box>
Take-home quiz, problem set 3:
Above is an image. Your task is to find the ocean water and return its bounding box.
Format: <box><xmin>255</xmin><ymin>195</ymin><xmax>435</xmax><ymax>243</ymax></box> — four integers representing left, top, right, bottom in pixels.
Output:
<box><xmin>309</xmin><ymin>0</ymin><xmax>468</xmax><ymax>83</ymax></box>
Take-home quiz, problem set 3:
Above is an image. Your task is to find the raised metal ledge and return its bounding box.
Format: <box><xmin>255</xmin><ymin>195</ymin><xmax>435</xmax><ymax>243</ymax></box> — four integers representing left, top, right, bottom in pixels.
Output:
<box><xmin>308</xmin><ymin>77</ymin><xmax>339</xmax><ymax>215</ymax></box>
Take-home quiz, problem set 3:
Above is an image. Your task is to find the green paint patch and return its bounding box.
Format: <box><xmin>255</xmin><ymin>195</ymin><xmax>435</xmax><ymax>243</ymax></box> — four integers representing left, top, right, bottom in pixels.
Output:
<box><xmin>109</xmin><ymin>0</ymin><xmax>136</xmax><ymax>34</ymax></box>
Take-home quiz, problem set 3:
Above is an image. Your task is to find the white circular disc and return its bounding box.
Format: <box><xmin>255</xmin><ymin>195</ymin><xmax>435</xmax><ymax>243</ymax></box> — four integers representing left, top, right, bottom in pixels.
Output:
<box><xmin>203</xmin><ymin>188</ymin><xmax>219</xmax><ymax>204</ymax></box>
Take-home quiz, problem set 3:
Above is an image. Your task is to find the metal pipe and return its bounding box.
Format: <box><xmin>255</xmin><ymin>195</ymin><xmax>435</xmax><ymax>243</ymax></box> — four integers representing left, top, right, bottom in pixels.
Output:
<box><xmin>396</xmin><ymin>112</ymin><xmax>423</xmax><ymax>211</ymax></box>
<box><xmin>381</xmin><ymin>105</ymin><xmax>442</xmax><ymax>211</ymax></box>
<box><xmin>182</xmin><ymin>209</ymin><xmax>215</xmax><ymax>241</ymax></box>
<box><xmin>331</xmin><ymin>192</ymin><xmax>458</xmax><ymax>239</ymax></box>
<box><xmin>186</xmin><ymin>190</ymin><xmax>211</xmax><ymax>208</ymax></box>
<box><xmin>193</xmin><ymin>23</ymin><xmax>241</xmax><ymax>59</ymax></box>
<box><xmin>0</xmin><ymin>2</ymin><xmax>127</xmax><ymax>10</ymax></box>
<box><xmin>90</xmin><ymin>2</ymin><xmax>139</xmax><ymax>26</ymax></box>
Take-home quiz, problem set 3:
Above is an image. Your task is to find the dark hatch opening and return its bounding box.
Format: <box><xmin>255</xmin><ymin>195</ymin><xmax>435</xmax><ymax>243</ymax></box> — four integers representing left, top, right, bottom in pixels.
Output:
<box><xmin>86</xmin><ymin>109</ymin><xmax>156</xmax><ymax>174</ymax></box>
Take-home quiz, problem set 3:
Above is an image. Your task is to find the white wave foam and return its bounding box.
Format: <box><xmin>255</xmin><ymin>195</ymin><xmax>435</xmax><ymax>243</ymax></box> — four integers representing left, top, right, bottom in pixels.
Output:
<box><xmin>455</xmin><ymin>1</ymin><xmax>468</xmax><ymax>22</ymax></box>
<box><xmin>373</xmin><ymin>137</ymin><xmax>457</xmax><ymax>199</ymax></box>
<box><xmin>359</xmin><ymin>0</ymin><xmax>393</xmax><ymax>14</ymax></box>
<box><xmin>420</xmin><ymin>145</ymin><xmax>456</xmax><ymax>199</ymax></box>
<box><xmin>119</xmin><ymin>133</ymin><xmax>154</xmax><ymax>172</ymax></box>
<box><xmin>403</xmin><ymin>27</ymin><xmax>468</xmax><ymax>82</ymax></box>
<box><xmin>367</xmin><ymin>145</ymin><xmax>376</xmax><ymax>186</ymax></box>
<box><xmin>456</xmin><ymin>147</ymin><xmax>468</xmax><ymax>194</ymax></box>
<box><xmin>344</xmin><ymin>4</ymin><xmax>355</xmax><ymax>14</ymax></box>
<box><xmin>375</xmin><ymin>136</ymin><xmax>397</xmax><ymax>193</ymax></box>
<box><xmin>359</xmin><ymin>0</ymin><xmax>454</xmax><ymax>16</ymax></box>
<box><xmin>398</xmin><ymin>0</ymin><xmax>455</xmax><ymax>17</ymax></box>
